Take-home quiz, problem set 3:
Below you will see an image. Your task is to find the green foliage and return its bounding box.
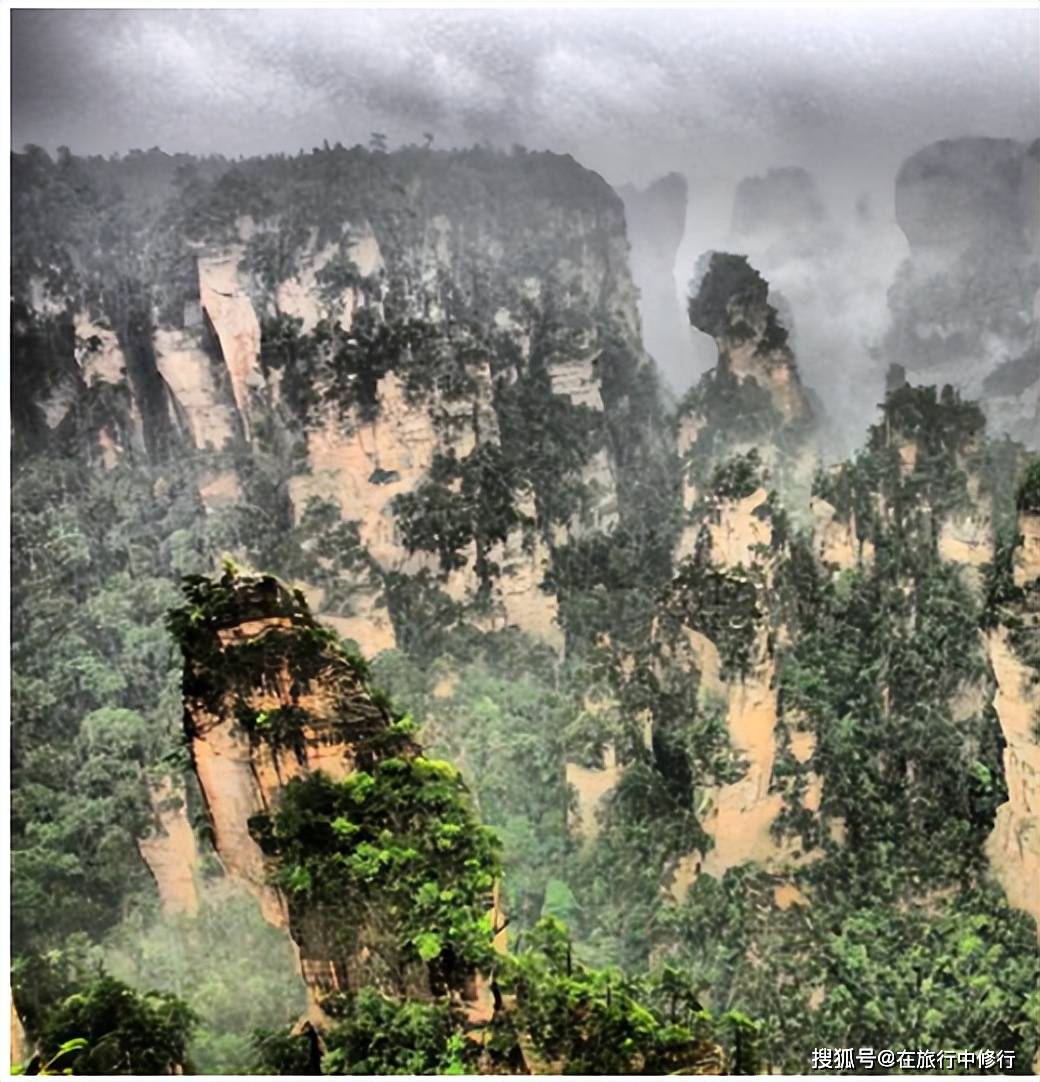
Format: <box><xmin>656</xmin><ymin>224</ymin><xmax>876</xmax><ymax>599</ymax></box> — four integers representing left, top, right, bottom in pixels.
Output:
<box><xmin>250</xmin><ymin>1024</ymin><xmax>317</xmax><ymax>1075</ymax></box>
<box><xmin>490</xmin><ymin>917</ymin><xmax>728</xmax><ymax>1074</ymax></box>
<box><xmin>670</xmin><ymin>873</ymin><xmax>1039</xmax><ymax>1073</ymax></box>
<box><xmin>374</xmin><ymin>644</ymin><xmax>578</xmax><ymax>930</ymax></box>
<box><xmin>11</xmin><ymin>455</ymin><xmax>203</xmax><ymax>950</ymax></box>
<box><xmin>678</xmin><ymin>364</ymin><xmax>781</xmax><ymax>474</ymax></box>
<box><xmin>709</xmin><ymin>448</ymin><xmax>766</xmax><ymax>500</ymax></box>
<box><xmin>319</xmin><ymin>990</ymin><xmax>477</xmax><ymax>1075</ymax></box>
<box><xmin>28</xmin><ymin>973</ymin><xmax>196</xmax><ymax>1075</ymax></box>
<box><xmin>167</xmin><ymin>566</ymin><xmax>383</xmax><ymax>756</ymax></box>
<box><xmin>382</xmin><ymin>571</ymin><xmax>468</xmax><ymax>665</ymax></box>
<box><xmin>1017</xmin><ymin>457</ymin><xmax>1040</xmax><ymax>514</ymax></box>
<box><xmin>663</xmin><ymin>560</ymin><xmax>763</xmax><ymax>680</ymax></box>
<box><xmin>778</xmin><ymin>552</ymin><xmax>1001</xmax><ymax>885</ymax></box>
<box><xmin>250</xmin><ymin>760</ymin><xmax>501</xmax><ymax>995</ymax></box>
<box><xmin>290</xmin><ymin>497</ymin><xmax>383</xmax><ymax>616</ymax></box>
<box><xmin>875</xmin><ymin>382</ymin><xmax>986</xmax><ymax>460</ymax></box>
<box><xmin>13</xmin><ymin>142</ymin><xmax>1036</xmax><ymax>1082</ymax></box>
<box><xmin>816</xmin><ymin>381</ymin><xmax>988</xmax><ymax>539</ymax></box>
<box><xmin>547</xmin><ymin>523</ymin><xmax>677</xmax><ymax>651</ymax></box>
<box><xmin>393</xmin><ymin>444</ymin><xmax>528</xmax><ymax>590</ymax></box>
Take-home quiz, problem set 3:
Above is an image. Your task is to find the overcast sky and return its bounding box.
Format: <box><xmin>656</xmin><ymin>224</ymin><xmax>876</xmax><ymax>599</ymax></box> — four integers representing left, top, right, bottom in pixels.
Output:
<box><xmin>12</xmin><ymin>8</ymin><xmax>1038</xmax><ymax>187</ymax></box>
<box><xmin>12</xmin><ymin>7</ymin><xmax>1038</xmax><ymax>399</ymax></box>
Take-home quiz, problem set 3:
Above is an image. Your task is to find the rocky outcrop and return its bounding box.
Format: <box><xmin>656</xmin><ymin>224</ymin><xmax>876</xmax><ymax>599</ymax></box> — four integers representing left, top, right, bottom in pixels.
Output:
<box><xmin>137</xmin><ymin>780</ymin><xmax>200</xmax><ymax>917</ymax></box>
<box><xmin>985</xmin><ymin>503</ymin><xmax>1040</xmax><ymax>929</ymax></box>
<box><xmin>154</xmin><ymin>326</ymin><xmax>239</xmax><ymax>451</ymax></box>
<box><xmin>178</xmin><ymin>582</ymin><xmax>386</xmax><ymax>936</ymax></box>
<box><xmin>985</xmin><ymin>627</ymin><xmax>1040</xmax><ymax>929</ymax></box>
<box><xmin>198</xmin><ymin>253</ymin><xmax>264</xmax><ymax>441</ymax></box>
<box><xmin>173</xmin><ymin>569</ymin><xmax>503</xmax><ymax>1021</ymax></box>
<box><xmin>677</xmin><ymin>253</ymin><xmax>817</xmax><ymax>536</ymax></box>
<box><xmin>175</xmin><ymin>573</ymin><xmax>394</xmax><ymax>1003</ymax></box>
<box><xmin>809</xmin><ymin>494</ymin><xmax>874</xmax><ymax>571</ymax></box>
<box><xmin>687</xmin><ymin>253</ymin><xmax>813</xmax><ymax>429</ymax></box>
<box><xmin>674</xmin><ymin>626</ymin><xmax>792</xmax><ymax>885</ymax></box>
<box><xmin>566</xmin><ymin>746</ymin><xmax>622</xmax><ymax>843</ymax></box>
<box><xmin>725</xmin><ymin>166</ymin><xmax>907</xmax><ymax>452</ymax></box>
<box><xmin>663</xmin><ymin>490</ymin><xmax>819</xmax><ymax>898</ymax></box>
<box><xmin>11</xmin><ymin>1002</ymin><xmax>27</xmax><ymax>1069</ymax></box>
<box><xmin>1015</xmin><ymin>508</ymin><xmax>1040</xmax><ymax>588</ymax></box>
<box><xmin>894</xmin><ymin>138</ymin><xmax>1039</xmax><ymax>254</ymax></box>
<box><xmin>652</xmin><ymin>258</ymin><xmax>827</xmax><ymax>896</ymax></box>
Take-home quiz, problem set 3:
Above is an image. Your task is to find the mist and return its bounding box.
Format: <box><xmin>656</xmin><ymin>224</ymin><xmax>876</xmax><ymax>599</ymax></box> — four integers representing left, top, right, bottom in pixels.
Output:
<box><xmin>12</xmin><ymin>7</ymin><xmax>1039</xmax><ymax>433</ymax></box>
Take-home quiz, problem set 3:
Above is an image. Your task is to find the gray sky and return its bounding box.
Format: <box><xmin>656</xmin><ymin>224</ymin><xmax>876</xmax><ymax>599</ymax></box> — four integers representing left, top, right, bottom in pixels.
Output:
<box><xmin>12</xmin><ymin>8</ymin><xmax>1038</xmax><ymax>187</ymax></box>
<box><xmin>11</xmin><ymin>7</ymin><xmax>1038</xmax><ymax>402</ymax></box>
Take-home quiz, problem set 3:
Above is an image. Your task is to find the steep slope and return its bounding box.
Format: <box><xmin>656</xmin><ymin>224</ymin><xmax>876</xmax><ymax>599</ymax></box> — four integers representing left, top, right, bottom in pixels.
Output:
<box><xmin>677</xmin><ymin>252</ymin><xmax>817</xmax><ymax>551</ymax></box>
<box><xmin>11</xmin><ymin>143</ymin><xmax>1039</xmax><ymax>1076</ymax></box>
<box><xmin>984</xmin><ymin>465</ymin><xmax>1040</xmax><ymax>926</ymax></box>
<box><xmin>168</xmin><ymin>567</ymin><xmax>501</xmax><ymax>1023</ymax></box>
<box><xmin>10</xmin><ymin>145</ymin><xmax>666</xmax><ymax>661</ymax></box>
<box><xmin>9</xmin><ymin>146</ymin><xmax>681</xmax><ymax>1063</ymax></box>
<box><xmin>553</xmin><ymin>262</ymin><xmax>1039</xmax><ymax>1068</ymax></box>
<box><xmin>168</xmin><ymin>568</ymin><xmax>755</xmax><ymax>1075</ymax></box>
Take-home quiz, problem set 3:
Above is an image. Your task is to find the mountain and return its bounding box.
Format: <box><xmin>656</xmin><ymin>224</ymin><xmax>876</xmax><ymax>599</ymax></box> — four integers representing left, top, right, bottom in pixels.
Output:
<box><xmin>10</xmin><ymin>142</ymin><xmax>1040</xmax><ymax>1074</ymax></box>
<box><xmin>886</xmin><ymin>137</ymin><xmax>1040</xmax><ymax>447</ymax></box>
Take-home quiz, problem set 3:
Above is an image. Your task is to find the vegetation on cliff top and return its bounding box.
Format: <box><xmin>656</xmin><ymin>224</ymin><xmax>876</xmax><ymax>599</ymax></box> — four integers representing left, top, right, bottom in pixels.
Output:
<box><xmin>173</xmin><ymin>569</ymin><xmax>757</xmax><ymax>1075</ymax></box>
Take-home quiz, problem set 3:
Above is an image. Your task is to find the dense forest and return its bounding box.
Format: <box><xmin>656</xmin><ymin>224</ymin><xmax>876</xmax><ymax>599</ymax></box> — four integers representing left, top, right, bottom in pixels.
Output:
<box><xmin>10</xmin><ymin>141</ymin><xmax>1040</xmax><ymax>1074</ymax></box>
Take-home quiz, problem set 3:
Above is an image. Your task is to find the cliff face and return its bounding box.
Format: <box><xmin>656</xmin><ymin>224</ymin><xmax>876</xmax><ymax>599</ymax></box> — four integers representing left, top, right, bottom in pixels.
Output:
<box><xmin>136</xmin><ymin>780</ymin><xmax>200</xmax><ymax>917</ymax></box>
<box><xmin>676</xmin><ymin>252</ymin><xmax>817</xmax><ymax>557</ymax></box>
<box><xmin>173</xmin><ymin>575</ymin><xmax>387</xmax><ymax>955</ymax></box>
<box><xmin>659</xmin><ymin>489</ymin><xmax>815</xmax><ymax>897</ymax></box>
<box><xmin>11</xmin><ymin>147</ymin><xmax>660</xmax><ymax>663</ymax></box>
<box><xmin>12</xmin><ymin>143</ymin><xmax>1040</xmax><ymax>1071</ymax></box>
<box><xmin>985</xmin><ymin>504</ymin><xmax>1040</xmax><ymax>928</ymax></box>
<box><xmin>171</xmin><ymin>569</ymin><xmax>505</xmax><ymax>1022</ymax></box>
<box><xmin>887</xmin><ymin>137</ymin><xmax>1040</xmax><ymax>447</ymax></box>
<box><xmin>573</xmin><ymin>258</ymin><xmax>825</xmax><ymax>906</ymax></box>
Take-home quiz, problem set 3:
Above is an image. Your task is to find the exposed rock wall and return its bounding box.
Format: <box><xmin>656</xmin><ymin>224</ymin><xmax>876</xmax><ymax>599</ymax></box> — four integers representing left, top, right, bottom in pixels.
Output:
<box><xmin>985</xmin><ymin>508</ymin><xmax>1040</xmax><ymax>929</ymax></box>
<box><xmin>566</xmin><ymin>746</ymin><xmax>622</xmax><ymax>842</ymax></box>
<box><xmin>985</xmin><ymin>628</ymin><xmax>1040</xmax><ymax>928</ymax></box>
<box><xmin>176</xmin><ymin>571</ymin><xmax>504</xmax><ymax>1023</ymax></box>
<box><xmin>664</xmin><ymin>492</ymin><xmax>819</xmax><ymax>898</ymax></box>
<box><xmin>809</xmin><ymin>495</ymin><xmax>874</xmax><ymax>571</ymax></box>
<box><xmin>136</xmin><ymin>779</ymin><xmax>200</xmax><ymax>917</ymax></box>
<box><xmin>679</xmin><ymin>252</ymin><xmax>818</xmax><ymax>521</ymax></box>
<box><xmin>198</xmin><ymin>252</ymin><xmax>264</xmax><ymax>441</ymax></box>
<box><xmin>179</xmin><ymin>584</ymin><xmax>391</xmax><ymax>1009</ymax></box>
<box><xmin>10</xmin><ymin>1002</ymin><xmax>27</xmax><ymax>1069</ymax></box>
<box><xmin>154</xmin><ymin>326</ymin><xmax>239</xmax><ymax>450</ymax></box>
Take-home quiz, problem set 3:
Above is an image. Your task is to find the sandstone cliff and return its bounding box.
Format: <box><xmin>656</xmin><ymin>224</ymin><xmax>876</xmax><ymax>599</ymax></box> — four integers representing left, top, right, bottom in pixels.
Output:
<box><xmin>677</xmin><ymin>251</ymin><xmax>817</xmax><ymax>556</ymax></box>
<box><xmin>11</xmin><ymin>146</ymin><xmax>660</xmax><ymax>662</ymax></box>
<box><xmin>985</xmin><ymin>502</ymin><xmax>1040</xmax><ymax>928</ymax></box>
<box><xmin>171</xmin><ymin>568</ymin><xmax>505</xmax><ymax>1022</ymax></box>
